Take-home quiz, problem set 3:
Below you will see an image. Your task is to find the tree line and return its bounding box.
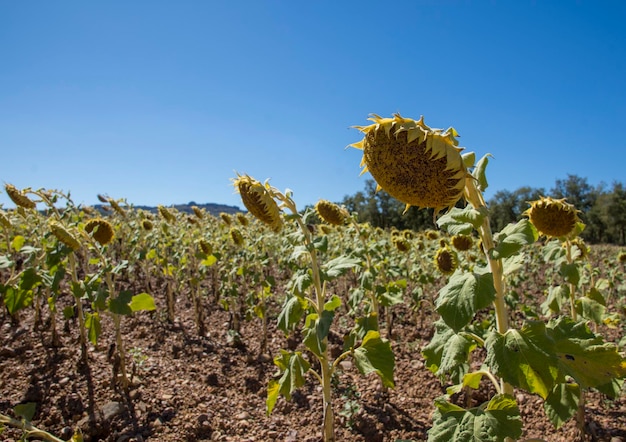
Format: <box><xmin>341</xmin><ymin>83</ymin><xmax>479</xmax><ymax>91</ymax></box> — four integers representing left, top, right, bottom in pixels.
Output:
<box><xmin>340</xmin><ymin>174</ymin><xmax>626</xmax><ymax>245</ymax></box>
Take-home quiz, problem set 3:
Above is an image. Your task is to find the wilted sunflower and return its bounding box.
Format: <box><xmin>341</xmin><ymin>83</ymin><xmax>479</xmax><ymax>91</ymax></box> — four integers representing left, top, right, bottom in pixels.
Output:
<box><xmin>315</xmin><ymin>200</ymin><xmax>349</xmax><ymax>226</ymax></box>
<box><xmin>220</xmin><ymin>213</ymin><xmax>233</xmax><ymax>226</ymax></box>
<box><xmin>158</xmin><ymin>205</ymin><xmax>177</xmax><ymax>224</ymax></box>
<box><xmin>451</xmin><ymin>234</ymin><xmax>473</xmax><ymax>252</ymax></box>
<box><xmin>141</xmin><ymin>219</ymin><xmax>154</xmax><ymax>231</ymax></box>
<box><xmin>232</xmin><ymin>174</ymin><xmax>283</xmax><ymax>233</ymax></box>
<box><xmin>199</xmin><ymin>239</ymin><xmax>212</xmax><ymax>255</ymax></box>
<box><xmin>350</xmin><ymin>114</ymin><xmax>467</xmax><ymax>214</ymax></box>
<box><xmin>49</xmin><ymin>221</ymin><xmax>81</xmax><ymax>251</ymax></box>
<box><xmin>5</xmin><ymin>184</ymin><xmax>36</xmax><ymax>209</ymax></box>
<box><xmin>393</xmin><ymin>236</ymin><xmax>411</xmax><ymax>253</ymax></box>
<box><xmin>434</xmin><ymin>247</ymin><xmax>458</xmax><ymax>275</ymax></box>
<box><xmin>109</xmin><ymin>199</ymin><xmax>126</xmax><ymax>218</ymax></box>
<box><xmin>230</xmin><ymin>227</ymin><xmax>244</xmax><ymax>246</ymax></box>
<box><xmin>84</xmin><ymin>218</ymin><xmax>115</xmax><ymax>246</ymax></box>
<box><xmin>617</xmin><ymin>251</ymin><xmax>626</xmax><ymax>264</ymax></box>
<box><xmin>192</xmin><ymin>206</ymin><xmax>205</xmax><ymax>219</ymax></box>
<box><xmin>236</xmin><ymin>213</ymin><xmax>250</xmax><ymax>226</ymax></box>
<box><xmin>524</xmin><ymin>197</ymin><xmax>582</xmax><ymax>238</ymax></box>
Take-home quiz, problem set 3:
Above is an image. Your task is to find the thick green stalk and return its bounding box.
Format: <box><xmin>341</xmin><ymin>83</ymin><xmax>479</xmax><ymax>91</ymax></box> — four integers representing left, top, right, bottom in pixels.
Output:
<box><xmin>464</xmin><ymin>177</ymin><xmax>514</xmax><ymax>396</ymax></box>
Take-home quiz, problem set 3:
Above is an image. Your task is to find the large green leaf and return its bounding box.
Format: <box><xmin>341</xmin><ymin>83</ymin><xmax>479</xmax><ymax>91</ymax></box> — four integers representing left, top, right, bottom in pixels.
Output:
<box><xmin>277</xmin><ymin>295</ymin><xmax>307</xmax><ymax>334</ymax></box>
<box><xmin>322</xmin><ymin>256</ymin><xmax>361</xmax><ymax>280</ymax></box>
<box><xmin>3</xmin><ymin>286</ymin><xmax>33</xmax><ymax>315</ymax></box>
<box><xmin>544</xmin><ymin>382</ymin><xmax>580</xmax><ymax>429</ymax></box>
<box><xmin>548</xmin><ymin>317</ymin><xmax>626</xmax><ymax>389</ymax></box>
<box><xmin>376</xmin><ymin>279</ymin><xmax>406</xmax><ymax>307</ymax></box>
<box><xmin>472</xmin><ymin>153</ymin><xmax>492</xmax><ymax>192</ymax></box>
<box><xmin>436</xmin><ymin>271</ymin><xmax>496</xmax><ymax>332</ymax></box>
<box><xmin>14</xmin><ymin>402</ymin><xmax>36</xmax><ymax>422</ymax></box>
<box><xmin>436</xmin><ymin>206</ymin><xmax>486</xmax><ymax>235</ymax></box>
<box><xmin>428</xmin><ymin>394</ymin><xmax>522</xmax><ymax>442</ymax></box>
<box><xmin>266</xmin><ymin>350</ymin><xmax>310</xmax><ymax>414</ymax></box>
<box><xmin>108</xmin><ymin>290</ymin><xmax>133</xmax><ymax>316</ymax></box>
<box><xmin>575</xmin><ymin>296</ymin><xmax>605</xmax><ymax>324</ymax></box>
<box><xmin>485</xmin><ymin>322</ymin><xmax>562</xmax><ymax>399</ymax></box>
<box><xmin>422</xmin><ymin>320</ymin><xmax>475</xmax><ymax>383</ymax></box>
<box><xmin>353</xmin><ymin>330</ymin><xmax>395</xmax><ymax>388</ymax></box>
<box><xmin>490</xmin><ymin>219</ymin><xmax>538</xmax><ymax>260</ymax></box>
<box><xmin>129</xmin><ymin>293</ymin><xmax>156</xmax><ymax>312</ymax></box>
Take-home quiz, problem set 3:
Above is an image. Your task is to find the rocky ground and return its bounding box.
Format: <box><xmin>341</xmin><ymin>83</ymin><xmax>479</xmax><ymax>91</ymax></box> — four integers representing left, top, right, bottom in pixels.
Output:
<box><xmin>1</xmin><ymin>250</ymin><xmax>625</xmax><ymax>442</ymax></box>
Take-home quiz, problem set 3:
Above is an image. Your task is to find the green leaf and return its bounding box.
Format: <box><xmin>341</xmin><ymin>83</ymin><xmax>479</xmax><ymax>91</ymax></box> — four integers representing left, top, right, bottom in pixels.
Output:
<box><xmin>291</xmin><ymin>269</ymin><xmax>312</xmax><ymax>297</ymax></box>
<box><xmin>559</xmin><ymin>262</ymin><xmax>580</xmax><ymax>286</ymax></box>
<box><xmin>62</xmin><ymin>305</ymin><xmax>75</xmax><ymax>320</ymax></box>
<box><xmin>462</xmin><ymin>151</ymin><xmax>476</xmax><ymax>168</ymax></box>
<box><xmin>541</xmin><ymin>285</ymin><xmax>569</xmax><ymax>316</ymax></box>
<box><xmin>472</xmin><ymin>153</ymin><xmax>492</xmax><ymax>192</ymax></box>
<box><xmin>312</xmin><ymin>235</ymin><xmax>328</xmax><ymax>253</ymax></box>
<box><xmin>490</xmin><ymin>219</ymin><xmax>538</xmax><ymax>260</ymax></box>
<box><xmin>303</xmin><ymin>309</ymin><xmax>334</xmax><ymax>357</ymax></box>
<box><xmin>548</xmin><ymin>317</ymin><xmax>626</xmax><ymax>389</ymax></box>
<box><xmin>85</xmin><ymin>312</ymin><xmax>101</xmax><ymax>346</ymax></box>
<box><xmin>3</xmin><ymin>286</ymin><xmax>33</xmax><ymax>315</ymax></box>
<box><xmin>322</xmin><ymin>256</ymin><xmax>361</xmax><ymax>280</ymax></box>
<box><xmin>422</xmin><ymin>320</ymin><xmax>475</xmax><ymax>383</ymax></box>
<box><xmin>108</xmin><ymin>290</ymin><xmax>133</xmax><ymax>316</ymax></box>
<box><xmin>20</xmin><ymin>267</ymin><xmax>42</xmax><ymax>291</ymax></box>
<box><xmin>324</xmin><ymin>294</ymin><xmax>342</xmax><ymax>312</ymax></box>
<box><xmin>353</xmin><ymin>330</ymin><xmax>395</xmax><ymax>387</ymax></box>
<box><xmin>14</xmin><ymin>402</ymin><xmax>36</xmax><ymax>422</ymax></box>
<box><xmin>266</xmin><ymin>350</ymin><xmax>310</xmax><ymax>414</ymax></box>
<box><xmin>436</xmin><ymin>271</ymin><xmax>496</xmax><ymax>332</ymax></box>
<box><xmin>11</xmin><ymin>235</ymin><xmax>25</xmax><ymax>252</ymax></box>
<box><xmin>436</xmin><ymin>206</ymin><xmax>486</xmax><ymax>235</ymax></box>
<box><xmin>129</xmin><ymin>293</ymin><xmax>156</xmax><ymax>312</ymax></box>
<box><xmin>376</xmin><ymin>279</ymin><xmax>406</xmax><ymax>307</ymax></box>
<box><xmin>485</xmin><ymin>322</ymin><xmax>562</xmax><ymax>399</ymax></box>
<box><xmin>277</xmin><ymin>295</ymin><xmax>307</xmax><ymax>334</ymax></box>
<box><xmin>345</xmin><ymin>312</ymin><xmax>379</xmax><ymax>352</ymax></box>
<box><xmin>428</xmin><ymin>394</ymin><xmax>522</xmax><ymax>442</ymax></box>
<box><xmin>201</xmin><ymin>255</ymin><xmax>218</xmax><ymax>267</ymax></box>
<box><xmin>575</xmin><ymin>297</ymin><xmax>605</xmax><ymax>324</ymax></box>
<box><xmin>502</xmin><ymin>253</ymin><xmax>525</xmax><ymax>275</ymax></box>
<box><xmin>544</xmin><ymin>382</ymin><xmax>580</xmax><ymax>429</ymax></box>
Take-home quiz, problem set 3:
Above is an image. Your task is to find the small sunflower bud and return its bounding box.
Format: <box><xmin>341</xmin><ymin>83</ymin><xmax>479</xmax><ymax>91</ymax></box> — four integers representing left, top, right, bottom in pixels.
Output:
<box><xmin>5</xmin><ymin>184</ymin><xmax>36</xmax><ymax>209</ymax></box>
<box><xmin>84</xmin><ymin>219</ymin><xmax>115</xmax><ymax>246</ymax></box>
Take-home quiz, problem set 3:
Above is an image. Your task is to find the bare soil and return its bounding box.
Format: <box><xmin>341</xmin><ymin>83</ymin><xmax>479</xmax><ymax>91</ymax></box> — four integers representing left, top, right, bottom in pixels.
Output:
<box><xmin>1</xmin><ymin>250</ymin><xmax>625</xmax><ymax>442</ymax></box>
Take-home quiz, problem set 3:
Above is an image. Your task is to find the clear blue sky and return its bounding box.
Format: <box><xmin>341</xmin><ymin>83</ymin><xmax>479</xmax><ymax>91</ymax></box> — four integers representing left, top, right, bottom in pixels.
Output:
<box><xmin>1</xmin><ymin>1</ymin><xmax>625</xmax><ymax>212</ymax></box>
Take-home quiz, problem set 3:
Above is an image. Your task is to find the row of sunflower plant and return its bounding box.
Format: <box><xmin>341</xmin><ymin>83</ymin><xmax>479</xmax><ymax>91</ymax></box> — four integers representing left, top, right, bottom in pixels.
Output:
<box><xmin>233</xmin><ymin>113</ymin><xmax>626</xmax><ymax>442</ymax></box>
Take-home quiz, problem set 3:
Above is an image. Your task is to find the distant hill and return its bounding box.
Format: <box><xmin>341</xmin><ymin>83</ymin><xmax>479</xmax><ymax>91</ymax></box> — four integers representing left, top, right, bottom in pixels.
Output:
<box><xmin>94</xmin><ymin>202</ymin><xmax>243</xmax><ymax>217</ymax></box>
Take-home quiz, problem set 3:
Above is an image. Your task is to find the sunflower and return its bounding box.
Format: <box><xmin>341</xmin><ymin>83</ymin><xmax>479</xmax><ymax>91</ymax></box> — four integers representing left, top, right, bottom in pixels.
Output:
<box><xmin>84</xmin><ymin>219</ymin><xmax>115</xmax><ymax>246</ymax></box>
<box><xmin>350</xmin><ymin>114</ymin><xmax>467</xmax><ymax>214</ymax></box>
<box><xmin>451</xmin><ymin>234</ymin><xmax>473</xmax><ymax>252</ymax></box>
<box><xmin>524</xmin><ymin>197</ymin><xmax>581</xmax><ymax>238</ymax></box>
<box><xmin>49</xmin><ymin>221</ymin><xmax>81</xmax><ymax>251</ymax></box>
<box><xmin>434</xmin><ymin>247</ymin><xmax>458</xmax><ymax>275</ymax></box>
<box><xmin>315</xmin><ymin>200</ymin><xmax>349</xmax><ymax>226</ymax></box>
<box><xmin>5</xmin><ymin>184</ymin><xmax>36</xmax><ymax>209</ymax></box>
<box><xmin>232</xmin><ymin>174</ymin><xmax>283</xmax><ymax>233</ymax></box>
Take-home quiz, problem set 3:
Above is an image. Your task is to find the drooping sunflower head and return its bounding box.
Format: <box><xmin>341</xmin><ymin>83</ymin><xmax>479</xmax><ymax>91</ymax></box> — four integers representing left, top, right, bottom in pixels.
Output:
<box><xmin>350</xmin><ymin>114</ymin><xmax>467</xmax><ymax>214</ymax></box>
<box><xmin>393</xmin><ymin>236</ymin><xmax>411</xmax><ymax>253</ymax></box>
<box><xmin>451</xmin><ymin>234</ymin><xmax>473</xmax><ymax>252</ymax></box>
<box><xmin>84</xmin><ymin>218</ymin><xmax>115</xmax><ymax>246</ymax></box>
<box><xmin>158</xmin><ymin>205</ymin><xmax>177</xmax><ymax>224</ymax></box>
<box><xmin>617</xmin><ymin>251</ymin><xmax>626</xmax><ymax>264</ymax></box>
<box><xmin>199</xmin><ymin>239</ymin><xmax>213</xmax><ymax>255</ymax></box>
<box><xmin>319</xmin><ymin>224</ymin><xmax>333</xmax><ymax>235</ymax></box>
<box><xmin>524</xmin><ymin>197</ymin><xmax>582</xmax><ymax>238</ymax></box>
<box><xmin>49</xmin><ymin>221</ymin><xmax>81</xmax><ymax>251</ymax></box>
<box><xmin>141</xmin><ymin>219</ymin><xmax>154</xmax><ymax>231</ymax></box>
<box><xmin>230</xmin><ymin>227</ymin><xmax>244</xmax><ymax>246</ymax></box>
<box><xmin>426</xmin><ymin>230</ymin><xmax>439</xmax><ymax>240</ymax></box>
<box><xmin>315</xmin><ymin>200</ymin><xmax>349</xmax><ymax>226</ymax></box>
<box><xmin>220</xmin><ymin>213</ymin><xmax>233</xmax><ymax>226</ymax></box>
<box><xmin>434</xmin><ymin>247</ymin><xmax>458</xmax><ymax>276</ymax></box>
<box><xmin>232</xmin><ymin>174</ymin><xmax>283</xmax><ymax>233</ymax></box>
<box><xmin>192</xmin><ymin>206</ymin><xmax>205</xmax><ymax>219</ymax></box>
<box><xmin>5</xmin><ymin>184</ymin><xmax>36</xmax><ymax>209</ymax></box>
<box><xmin>236</xmin><ymin>213</ymin><xmax>250</xmax><ymax>227</ymax></box>
<box><xmin>109</xmin><ymin>199</ymin><xmax>126</xmax><ymax>218</ymax></box>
